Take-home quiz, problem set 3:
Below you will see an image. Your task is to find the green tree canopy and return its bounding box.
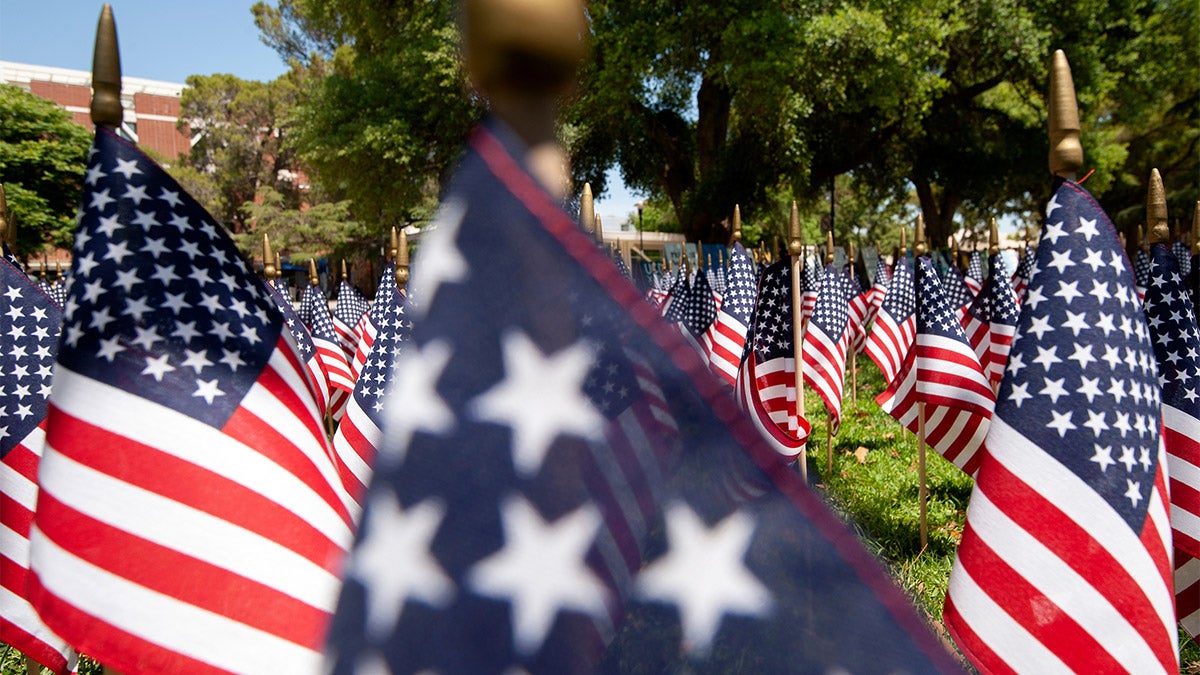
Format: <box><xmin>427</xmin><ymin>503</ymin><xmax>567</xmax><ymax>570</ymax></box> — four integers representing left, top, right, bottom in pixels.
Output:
<box><xmin>0</xmin><ymin>83</ymin><xmax>93</xmax><ymax>255</ymax></box>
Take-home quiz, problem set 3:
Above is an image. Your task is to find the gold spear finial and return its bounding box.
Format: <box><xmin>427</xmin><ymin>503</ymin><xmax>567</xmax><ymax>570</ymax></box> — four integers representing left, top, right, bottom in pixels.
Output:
<box><xmin>389</xmin><ymin>226</ymin><xmax>399</xmax><ymax>262</ymax></box>
<box><xmin>848</xmin><ymin>241</ymin><xmax>856</xmax><ymax>279</ymax></box>
<box><xmin>1048</xmin><ymin>49</ymin><xmax>1084</xmax><ymax>179</ymax></box>
<box><xmin>308</xmin><ymin>259</ymin><xmax>319</xmax><ymax>286</ymax></box>
<box><xmin>262</xmin><ymin>234</ymin><xmax>276</xmax><ymax>279</ymax></box>
<box><xmin>395</xmin><ymin>228</ymin><xmax>410</xmax><ymax>289</ymax></box>
<box><xmin>731</xmin><ymin>204</ymin><xmax>742</xmax><ymax>244</ymax></box>
<box><xmin>580</xmin><ymin>183</ymin><xmax>595</xmax><ymax>234</ymax></box>
<box><xmin>915</xmin><ymin>215</ymin><xmax>928</xmax><ymax>257</ymax></box>
<box><xmin>1136</xmin><ymin>224</ymin><xmax>1146</xmax><ymax>252</ymax></box>
<box><xmin>340</xmin><ymin>259</ymin><xmax>348</xmax><ymax>283</ymax></box>
<box><xmin>788</xmin><ymin>201</ymin><xmax>802</xmax><ymax>256</ymax></box>
<box><xmin>989</xmin><ymin>218</ymin><xmax>1000</xmax><ymax>256</ymax></box>
<box><xmin>1193</xmin><ymin>202</ymin><xmax>1200</xmax><ymax>255</ymax></box>
<box><xmin>55</xmin><ymin>260</ymin><xmax>62</xmax><ymax>278</ymax></box>
<box><xmin>594</xmin><ymin>214</ymin><xmax>604</xmax><ymax>243</ymax></box>
<box><xmin>824</xmin><ymin>231</ymin><xmax>834</xmax><ymax>265</ymax></box>
<box><xmin>275</xmin><ymin>252</ymin><xmax>282</xmax><ymax>280</ymax></box>
<box><xmin>1147</xmin><ymin>168</ymin><xmax>1169</xmax><ymax>245</ymax></box>
<box><xmin>90</xmin><ymin>4</ymin><xmax>123</xmax><ymax>128</ymax></box>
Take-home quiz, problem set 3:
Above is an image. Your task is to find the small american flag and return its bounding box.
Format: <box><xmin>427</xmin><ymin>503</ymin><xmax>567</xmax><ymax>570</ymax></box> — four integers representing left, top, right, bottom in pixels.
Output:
<box><xmin>701</xmin><ymin>243</ymin><xmax>756</xmax><ymax>387</ymax></box>
<box><xmin>1135</xmin><ymin>247</ymin><xmax>1151</xmax><ymax>299</ymax></box>
<box><xmin>323</xmin><ymin>119</ymin><xmax>959</xmax><ymax>673</ymax></box>
<box><xmin>301</xmin><ymin>283</ymin><xmax>356</xmax><ymax>419</ymax></box>
<box><xmin>1142</xmin><ymin>242</ymin><xmax>1200</xmax><ymax>634</ymax></box>
<box><xmin>330</xmin><ymin>271</ymin><xmax>412</xmax><ymax>504</ymax></box>
<box><xmin>0</xmin><ymin>257</ymin><xmax>76</xmax><ymax>674</ymax></box>
<box><xmin>1011</xmin><ymin>244</ymin><xmax>1036</xmax><ymax>301</ymax></box>
<box><xmin>964</xmin><ymin>250</ymin><xmax>985</xmax><ymax>295</ymax></box>
<box><xmin>802</xmin><ymin>263</ymin><xmax>849</xmax><ymax>434</ymax></box>
<box><xmin>333</xmin><ymin>279</ymin><xmax>370</xmax><ymax>360</ymax></box>
<box><xmin>865</xmin><ymin>257</ymin><xmax>917</xmax><ymax>384</ymax></box>
<box><xmin>1174</xmin><ymin>239</ymin><xmax>1192</xmax><ymax>277</ymax></box>
<box><xmin>960</xmin><ymin>252</ymin><xmax>1020</xmax><ymax>390</ymax></box>
<box><xmin>842</xmin><ymin>269</ymin><xmax>869</xmax><ymax>354</ymax></box>
<box><xmin>28</xmin><ymin>128</ymin><xmax>356</xmax><ymax>673</ymax></box>
<box><xmin>350</xmin><ymin>262</ymin><xmax>401</xmax><ymax>380</ymax></box>
<box><xmin>677</xmin><ymin>267</ymin><xmax>716</xmax><ymax>342</ymax></box>
<box><xmin>736</xmin><ymin>260</ymin><xmax>811</xmax><ymax>459</ymax></box>
<box><xmin>268</xmin><ymin>281</ymin><xmax>332</xmax><ymax>417</ymax></box>
<box><xmin>799</xmin><ymin>256</ymin><xmax>821</xmax><ymax>325</ymax></box>
<box><xmin>939</xmin><ymin>258</ymin><xmax>976</xmax><ymax>316</ymax></box>
<box><xmin>877</xmin><ymin>256</ymin><xmax>994</xmax><ymax>474</ymax></box>
<box><xmin>944</xmin><ymin>178</ymin><xmax>1177</xmax><ymax>673</ymax></box>
<box><xmin>862</xmin><ymin>255</ymin><xmax>891</xmax><ymax>328</ymax></box>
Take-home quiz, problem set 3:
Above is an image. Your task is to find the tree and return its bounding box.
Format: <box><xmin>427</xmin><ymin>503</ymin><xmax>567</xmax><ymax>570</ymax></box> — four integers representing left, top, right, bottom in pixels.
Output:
<box><xmin>0</xmin><ymin>83</ymin><xmax>92</xmax><ymax>254</ymax></box>
<box><xmin>176</xmin><ymin>73</ymin><xmax>305</xmax><ymax>233</ymax></box>
<box><xmin>253</xmin><ymin>0</ymin><xmax>481</xmax><ymax>233</ymax></box>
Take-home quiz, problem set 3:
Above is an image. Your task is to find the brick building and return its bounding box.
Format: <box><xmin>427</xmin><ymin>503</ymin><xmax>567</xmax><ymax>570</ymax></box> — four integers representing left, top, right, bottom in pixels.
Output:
<box><xmin>1</xmin><ymin>60</ymin><xmax>190</xmax><ymax>159</ymax></box>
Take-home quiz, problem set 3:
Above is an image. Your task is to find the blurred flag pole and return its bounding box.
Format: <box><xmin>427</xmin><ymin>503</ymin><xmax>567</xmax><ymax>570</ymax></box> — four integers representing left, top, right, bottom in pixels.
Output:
<box><xmin>788</xmin><ymin>201</ymin><xmax>806</xmax><ymax>481</ymax></box>
<box><xmin>823</xmin><ymin>230</ymin><xmax>836</xmax><ymax>475</ymax></box>
<box><xmin>848</xmin><ymin>240</ymin><xmax>858</xmax><ymax>411</ymax></box>
<box><xmin>913</xmin><ymin>215</ymin><xmax>929</xmax><ymax>550</ymax></box>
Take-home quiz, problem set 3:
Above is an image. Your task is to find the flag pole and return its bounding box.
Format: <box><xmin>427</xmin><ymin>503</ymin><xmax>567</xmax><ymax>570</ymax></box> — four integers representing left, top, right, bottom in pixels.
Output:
<box><xmin>787</xmin><ymin>201</ymin><xmax>807</xmax><ymax>480</ymax></box>
<box><xmin>848</xmin><ymin>239</ymin><xmax>858</xmax><ymax>411</ymax></box>
<box><xmin>914</xmin><ymin>214</ymin><xmax>929</xmax><ymax>550</ymax></box>
<box><xmin>263</xmin><ymin>234</ymin><xmax>276</xmax><ymax>281</ymax></box>
<box><xmin>1049</xmin><ymin>49</ymin><xmax>1083</xmax><ymax>182</ymax></box>
<box><xmin>824</xmin><ymin>230</ymin><xmax>836</xmax><ymax>476</ymax></box>
<box><xmin>92</xmin><ymin>7</ymin><xmax>129</xmax><ymax>674</ymax></box>
<box><xmin>580</xmin><ymin>182</ymin><xmax>595</xmax><ymax>235</ymax></box>
<box><xmin>395</xmin><ymin>226</ymin><xmax>410</xmax><ymax>292</ymax></box>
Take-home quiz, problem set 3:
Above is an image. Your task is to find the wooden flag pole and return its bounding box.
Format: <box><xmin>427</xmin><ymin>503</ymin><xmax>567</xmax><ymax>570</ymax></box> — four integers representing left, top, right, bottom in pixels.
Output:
<box><xmin>914</xmin><ymin>214</ymin><xmax>930</xmax><ymax>549</ymax></box>
<box><xmin>824</xmin><ymin>230</ymin><xmax>835</xmax><ymax>476</ymax></box>
<box><xmin>787</xmin><ymin>201</ymin><xmax>807</xmax><ymax>481</ymax></box>
<box><xmin>848</xmin><ymin>240</ymin><xmax>858</xmax><ymax>411</ymax></box>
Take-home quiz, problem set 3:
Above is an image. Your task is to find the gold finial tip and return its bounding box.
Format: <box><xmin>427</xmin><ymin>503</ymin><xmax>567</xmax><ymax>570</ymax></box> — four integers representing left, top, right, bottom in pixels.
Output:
<box><xmin>1147</xmin><ymin>168</ymin><xmax>1169</xmax><ymax>244</ymax></box>
<box><xmin>579</xmin><ymin>182</ymin><xmax>595</xmax><ymax>234</ymax></box>
<box><xmin>262</xmin><ymin>234</ymin><xmax>276</xmax><ymax>279</ymax></box>
<box><xmin>732</xmin><ymin>204</ymin><xmax>742</xmax><ymax>243</ymax></box>
<box><xmin>914</xmin><ymin>215</ymin><xmax>928</xmax><ymax>256</ymax></box>
<box><xmin>90</xmin><ymin>4</ymin><xmax>123</xmax><ymax>128</ymax></box>
<box><xmin>787</xmin><ymin>201</ymin><xmax>802</xmax><ymax>256</ymax></box>
<box><xmin>463</xmin><ymin>0</ymin><xmax>589</xmax><ymax>94</ymax></box>
<box><xmin>308</xmin><ymin>259</ymin><xmax>319</xmax><ymax>285</ymax></box>
<box><xmin>824</xmin><ymin>231</ymin><xmax>834</xmax><ymax>265</ymax></box>
<box><xmin>988</xmin><ymin>217</ymin><xmax>1000</xmax><ymax>255</ymax></box>
<box><xmin>1049</xmin><ymin>49</ymin><xmax>1084</xmax><ymax>178</ymax></box>
<box><xmin>1192</xmin><ymin>201</ymin><xmax>1200</xmax><ymax>255</ymax></box>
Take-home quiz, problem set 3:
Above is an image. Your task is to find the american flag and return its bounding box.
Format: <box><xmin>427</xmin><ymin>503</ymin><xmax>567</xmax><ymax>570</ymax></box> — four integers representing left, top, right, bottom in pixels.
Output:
<box><xmin>735</xmin><ymin>260</ymin><xmax>811</xmax><ymax>460</ymax></box>
<box><xmin>1142</xmin><ymin>242</ymin><xmax>1200</xmax><ymax>633</ymax></box>
<box><xmin>676</xmin><ymin>267</ymin><xmax>716</xmax><ymax>342</ymax></box>
<box><xmin>0</xmin><ymin>258</ymin><xmax>76</xmax><ymax>674</ymax></box>
<box><xmin>842</xmin><ymin>269</ymin><xmax>869</xmax><ymax>354</ymax></box>
<box><xmin>27</xmin><ymin>128</ymin><xmax>356</xmax><ymax>674</ymax></box>
<box><xmin>1011</xmin><ymin>244</ymin><xmax>1036</xmax><ymax>301</ymax></box>
<box><xmin>1174</xmin><ymin>239</ymin><xmax>1192</xmax><ymax>277</ymax></box>
<box><xmin>661</xmin><ymin>271</ymin><xmax>691</xmax><ymax>324</ymax></box>
<box><xmin>706</xmin><ymin>260</ymin><xmax>726</xmax><ymax>295</ymax></box>
<box><xmin>876</xmin><ymin>256</ymin><xmax>994</xmax><ymax>474</ymax></box>
<box><xmin>862</xmin><ymin>255</ymin><xmax>891</xmax><ymax>328</ymax></box>
<box><xmin>961</xmin><ymin>252</ymin><xmax>1020</xmax><ymax>390</ymax></box>
<box><xmin>701</xmin><ymin>243</ymin><xmax>756</xmax><ymax>387</ymax></box>
<box><xmin>268</xmin><ymin>281</ymin><xmax>332</xmax><ymax>417</ymax></box>
<box><xmin>350</xmin><ymin>262</ymin><xmax>401</xmax><ymax>380</ymax></box>
<box><xmin>939</xmin><ymin>258</ymin><xmax>976</xmax><ymax>316</ymax></box>
<box><xmin>964</xmin><ymin>250</ymin><xmax>985</xmax><ymax>295</ymax></box>
<box><xmin>865</xmin><ymin>257</ymin><xmax>917</xmax><ymax>384</ymax></box>
<box><xmin>802</xmin><ymin>263</ymin><xmax>849</xmax><ymax>434</ymax></box>
<box><xmin>799</xmin><ymin>256</ymin><xmax>821</xmax><ymax>325</ymax></box>
<box><xmin>301</xmin><ymin>283</ymin><xmax>356</xmax><ymax>420</ymax></box>
<box><xmin>1135</xmin><ymin>247</ymin><xmax>1151</xmax><ymax>299</ymax></box>
<box><xmin>333</xmin><ymin>279</ymin><xmax>370</xmax><ymax>360</ymax></box>
<box><xmin>944</xmin><ymin>178</ymin><xmax>1177</xmax><ymax>673</ymax></box>
<box><xmin>323</xmin><ymin>119</ymin><xmax>960</xmax><ymax>673</ymax></box>
<box><xmin>47</xmin><ymin>277</ymin><xmax>68</xmax><ymax>308</ymax></box>
<box><xmin>329</xmin><ymin>270</ymin><xmax>412</xmax><ymax>505</ymax></box>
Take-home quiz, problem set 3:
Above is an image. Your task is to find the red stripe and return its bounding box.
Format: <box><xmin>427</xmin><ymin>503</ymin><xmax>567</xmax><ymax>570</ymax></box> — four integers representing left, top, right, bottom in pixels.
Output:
<box><xmin>33</xmin><ymin>492</ymin><xmax>331</xmax><ymax>647</ymax></box>
<box><xmin>942</xmin><ymin>597</ymin><xmax>1020</xmax><ymax>675</ymax></box>
<box><xmin>976</xmin><ymin>459</ymin><xmax>1175</xmax><ymax>669</ymax></box>
<box><xmin>0</xmin><ymin>617</ymin><xmax>70</xmax><ymax>675</ymax></box>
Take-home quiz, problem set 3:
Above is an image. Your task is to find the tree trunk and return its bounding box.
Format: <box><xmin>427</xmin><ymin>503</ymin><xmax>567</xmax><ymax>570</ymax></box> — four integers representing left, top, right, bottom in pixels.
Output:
<box><xmin>913</xmin><ymin>176</ymin><xmax>962</xmax><ymax>251</ymax></box>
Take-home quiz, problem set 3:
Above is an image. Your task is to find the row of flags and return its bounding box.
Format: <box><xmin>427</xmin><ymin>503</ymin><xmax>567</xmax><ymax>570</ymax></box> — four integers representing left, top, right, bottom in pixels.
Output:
<box><xmin>3</xmin><ymin>113</ymin><xmax>1199</xmax><ymax>672</ymax></box>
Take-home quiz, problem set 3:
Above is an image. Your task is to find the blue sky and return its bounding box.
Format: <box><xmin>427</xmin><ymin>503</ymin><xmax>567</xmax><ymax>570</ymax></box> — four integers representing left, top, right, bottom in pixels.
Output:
<box><xmin>0</xmin><ymin>0</ymin><xmax>643</xmax><ymax>224</ymax></box>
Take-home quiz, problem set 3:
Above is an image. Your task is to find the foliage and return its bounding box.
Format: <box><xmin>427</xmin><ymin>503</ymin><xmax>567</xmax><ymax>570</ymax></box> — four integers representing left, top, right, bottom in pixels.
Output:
<box><xmin>234</xmin><ymin>186</ymin><xmax>365</xmax><ymax>262</ymax></box>
<box><xmin>177</xmin><ymin>73</ymin><xmax>305</xmax><ymax>234</ymax></box>
<box><xmin>0</xmin><ymin>84</ymin><xmax>92</xmax><ymax>255</ymax></box>
<box><xmin>254</xmin><ymin>0</ymin><xmax>481</xmax><ymax>236</ymax></box>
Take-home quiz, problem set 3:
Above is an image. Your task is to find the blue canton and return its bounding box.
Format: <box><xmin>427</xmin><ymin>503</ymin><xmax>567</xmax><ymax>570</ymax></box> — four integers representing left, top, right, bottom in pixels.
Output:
<box><xmin>0</xmin><ymin>258</ymin><xmax>61</xmax><ymax>458</ymax></box>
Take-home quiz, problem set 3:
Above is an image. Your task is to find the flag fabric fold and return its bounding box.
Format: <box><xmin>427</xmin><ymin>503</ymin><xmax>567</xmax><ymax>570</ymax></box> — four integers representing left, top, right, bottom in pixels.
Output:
<box><xmin>960</xmin><ymin>252</ymin><xmax>1020</xmax><ymax>390</ymax></box>
<box><xmin>349</xmin><ymin>262</ymin><xmax>401</xmax><ymax>381</ymax></box>
<box><xmin>301</xmin><ymin>283</ymin><xmax>356</xmax><ymax>420</ymax></box>
<box><xmin>28</xmin><ymin>127</ymin><xmax>355</xmax><ymax>674</ymax></box>
<box><xmin>944</xmin><ymin>178</ymin><xmax>1178</xmax><ymax>674</ymax></box>
<box><xmin>268</xmin><ymin>282</ymin><xmax>332</xmax><ymax>417</ymax></box>
<box><xmin>802</xmin><ymin>263</ymin><xmax>850</xmax><ymax>435</ymax></box>
<box><xmin>701</xmin><ymin>243</ymin><xmax>756</xmax><ymax>387</ymax></box>
<box><xmin>333</xmin><ymin>280</ymin><xmax>370</xmax><ymax>360</ymax></box>
<box><xmin>0</xmin><ymin>258</ymin><xmax>76</xmax><ymax>674</ymax></box>
<box><xmin>865</xmin><ymin>257</ymin><xmax>917</xmax><ymax>385</ymax></box>
<box><xmin>323</xmin><ymin>118</ymin><xmax>959</xmax><ymax>673</ymax></box>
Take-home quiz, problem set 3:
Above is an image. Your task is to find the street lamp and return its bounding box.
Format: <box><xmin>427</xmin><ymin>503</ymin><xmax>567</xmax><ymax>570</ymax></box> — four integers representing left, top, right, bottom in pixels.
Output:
<box><xmin>636</xmin><ymin>201</ymin><xmax>644</xmax><ymax>253</ymax></box>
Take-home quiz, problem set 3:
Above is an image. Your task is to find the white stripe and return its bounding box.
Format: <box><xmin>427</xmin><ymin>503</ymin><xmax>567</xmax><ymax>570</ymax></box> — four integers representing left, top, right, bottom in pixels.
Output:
<box><xmin>0</xmin><ymin>581</ymin><xmax>72</xmax><ymax>661</ymax></box>
<box><xmin>983</xmin><ymin>418</ymin><xmax>1176</xmax><ymax>642</ymax></box>
<box><xmin>28</xmin><ymin>526</ymin><xmax>322</xmax><ymax>673</ymax></box>
<box><xmin>268</xmin><ymin>346</ymin><xmax>327</xmax><ymax>434</ymax></box>
<box><xmin>37</xmin><ymin>450</ymin><xmax>342</xmax><ymax>610</ymax></box>
<box><xmin>332</xmin><ymin>401</ymin><xmax>378</xmax><ymax>490</ymax></box>
<box><xmin>49</xmin><ymin>366</ymin><xmax>353</xmax><ymax>549</ymax></box>
<box><xmin>947</xmin><ymin>557</ymin><xmax>1073</xmax><ymax>674</ymax></box>
<box><xmin>1177</xmin><ymin>555</ymin><xmax>1200</xmax><ymax>588</ymax></box>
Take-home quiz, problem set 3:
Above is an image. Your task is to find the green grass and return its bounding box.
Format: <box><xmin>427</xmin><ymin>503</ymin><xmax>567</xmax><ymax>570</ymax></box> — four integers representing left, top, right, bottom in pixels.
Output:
<box><xmin>808</xmin><ymin>353</ymin><xmax>1200</xmax><ymax>671</ymax></box>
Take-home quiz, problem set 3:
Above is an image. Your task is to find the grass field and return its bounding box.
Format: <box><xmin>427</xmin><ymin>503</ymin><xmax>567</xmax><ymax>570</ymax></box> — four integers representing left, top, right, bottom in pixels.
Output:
<box><xmin>5</xmin><ymin>352</ymin><xmax>1199</xmax><ymax>673</ymax></box>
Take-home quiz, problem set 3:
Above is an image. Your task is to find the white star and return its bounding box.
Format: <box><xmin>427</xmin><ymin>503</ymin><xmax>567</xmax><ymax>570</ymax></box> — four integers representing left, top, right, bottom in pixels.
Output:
<box><xmin>1007</xmin><ymin>352</ymin><xmax>1026</xmax><ymax>378</ymax></box>
<box><xmin>89</xmin><ymin>188</ymin><xmax>115</xmax><ymax>212</ymax></box>
<box><xmin>97</xmin><ymin>335</ymin><xmax>125</xmax><ymax>362</ymax></box>
<box><xmin>470</xmin><ymin>331</ymin><xmax>604</xmax><ymax>477</ymax></box>
<box><xmin>1032</xmin><ymin>345</ymin><xmax>1062</xmax><ymax>370</ymax></box>
<box><xmin>1082</xmin><ymin>410</ymin><xmax>1109</xmax><ymax>437</ymax></box>
<box><xmin>159</xmin><ymin>188</ymin><xmax>183</xmax><ymax>208</ymax></box>
<box><xmin>76</xmin><ymin>252</ymin><xmax>100</xmax><ymax>277</ymax></box>
<box><xmin>192</xmin><ymin>378</ymin><xmax>225</xmax><ymax>404</ymax></box>
<box><xmin>1024</xmin><ymin>286</ymin><xmax>1047</xmax><ymax>311</ymax></box>
<box><xmin>1113</xmin><ymin>412</ymin><xmax>1133</xmax><ymax>437</ymax></box>
<box><xmin>1061</xmin><ymin>311</ymin><xmax>1089</xmax><ymax>337</ymax></box>
<box><xmin>89</xmin><ymin>307</ymin><xmax>116</xmax><ymax>332</ymax></box>
<box><xmin>1124</xmin><ymin>480</ymin><xmax>1143</xmax><ymax>508</ymax></box>
<box><xmin>122</xmin><ymin>183</ymin><xmax>149</xmax><ymax>205</ymax></box>
<box><xmin>1096</xmin><ymin>312</ymin><xmax>1116</xmax><ymax>336</ymax></box>
<box><xmin>1119</xmin><ymin>445</ymin><xmax>1138</xmax><ymax>472</ymax></box>
<box><xmin>467</xmin><ymin>495</ymin><xmax>608</xmax><ymax>656</ymax></box>
<box><xmin>637</xmin><ymin>503</ymin><xmax>772</xmax><ymax>655</ymax></box>
<box><xmin>1090</xmin><ymin>444</ymin><xmax>1115</xmax><ymax>473</ymax></box>
<box><xmin>218</xmin><ymin>349</ymin><xmax>246</xmax><ymax>371</ymax></box>
<box><xmin>1008</xmin><ymin>381</ymin><xmax>1032</xmax><ymax>408</ymax></box>
<box><xmin>84</xmin><ymin>164</ymin><xmax>106</xmax><ymax>185</ymax></box>
<box><xmin>1079</xmin><ymin>376</ymin><xmax>1103</xmax><ymax>403</ymax></box>
<box><xmin>113</xmin><ymin>157</ymin><xmax>142</xmax><ymax>179</ymax></box>
<box><xmin>1076</xmin><ymin>217</ymin><xmax>1099</xmax><ymax>241</ymax></box>
<box><xmin>350</xmin><ymin>491</ymin><xmax>453</xmax><ymax>640</ymax></box>
<box><xmin>1039</xmin><ymin>377</ymin><xmax>1069</xmax><ymax>404</ymax></box>
<box><xmin>1139</xmin><ymin>447</ymin><xmax>1153</xmax><ymax>472</ymax></box>
<box><xmin>1068</xmin><ymin>343</ymin><xmax>1096</xmax><ymax>369</ymax></box>
<box><xmin>181</xmin><ymin>348</ymin><xmax>213</xmax><ymax>373</ymax></box>
<box><xmin>409</xmin><ymin>200</ymin><xmax>468</xmax><ymax>317</ymax></box>
<box><xmin>1046</xmin><ymin>250</ymin><xmax>1074</xmax><ymax>274</ymax></box>
<box><xmin>1028</xmin><ymin>315</ymin><xmax>1053</xmax><ymax>340</ymax></box>
<box><xmin>141</xmin><ymin>354</ymin><xmax>175</xmax><ymax>381</ymax></box>
<box><xmin>1043</xmin><ymin>221</ymin><xmax>1068</xmax><ymax>245</ymax></box>
<box><xmin>105</xmin><ymin>240</ymin><xmax>132</xmax><ymax>264</ymax></box>
<box><xmin>1045</xmin><ymin>195</ymin><xmax>1061</xmax><ymax>217</ymax></box>
<box><xmin>1046</xmin><ymin>410</ymin><xmax>1076</xmax><ymax>437</ymax></box>
<box><xmin>1054</xmin><ymin>280</ymin><xmax>1083</xmax><ymax>304</ymax></box>
<box><xmin>143</xmin><ymin>237</ymin><xmax>169</xmax><ymax>257</ymax></box>
<box><xmin>1081</xmin><ymin>248</ymin><xmax>1106</xmax><ymax>272</ymax></box>
<box><xmin>381</xmin><ymin>340</ymin><xmax>456</xmax><ymax>464</ymax></box>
